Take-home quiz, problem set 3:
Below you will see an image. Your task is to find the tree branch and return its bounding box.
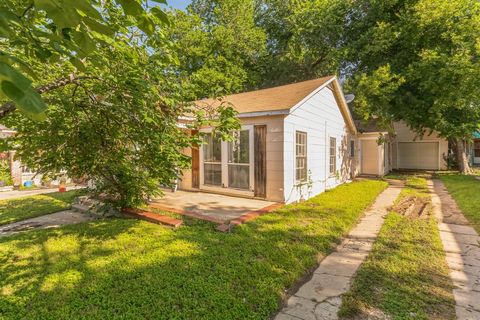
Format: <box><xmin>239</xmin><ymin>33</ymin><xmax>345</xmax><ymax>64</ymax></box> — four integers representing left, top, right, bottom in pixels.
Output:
<box><xmin>0</xmin><ymin>74</ymin><xmax>98</xmax><ymax>119</ymax></box>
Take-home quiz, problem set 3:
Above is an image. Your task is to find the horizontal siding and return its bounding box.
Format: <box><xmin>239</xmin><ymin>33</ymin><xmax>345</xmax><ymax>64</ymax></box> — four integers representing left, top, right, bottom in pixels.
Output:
<box><xmin>283</xmin><ymin>87</ymin><xmax>353</xmax><ymax>203</ymax></box>
<box><xmin>180</xmin><ymin>115</ymin><xmax>285</xmax><ymax>202</ymax></box>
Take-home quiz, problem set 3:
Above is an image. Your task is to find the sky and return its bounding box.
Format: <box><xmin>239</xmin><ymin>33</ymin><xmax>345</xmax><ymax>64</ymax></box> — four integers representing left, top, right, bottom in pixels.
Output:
<box><xmin>165</xmin><ymin>0</ymin><xmax>191</xmax><ymax>10</ymax></box>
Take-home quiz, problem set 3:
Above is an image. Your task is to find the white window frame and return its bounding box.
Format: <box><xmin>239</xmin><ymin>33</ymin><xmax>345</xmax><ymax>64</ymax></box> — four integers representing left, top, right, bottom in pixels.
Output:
<box><xmin>199</xmin><ymin>125</ymin><xmax>254</xmax><ymax>196</ymax></box>
<box><xmin>295</xmin><ymin>131</ymin><xmax>308</xmax><ymax>183</ymax></box>
<box><xmin>329</xmin><ymin>137</ymin><xmax>337</xmax><ymax>176</ymax></box>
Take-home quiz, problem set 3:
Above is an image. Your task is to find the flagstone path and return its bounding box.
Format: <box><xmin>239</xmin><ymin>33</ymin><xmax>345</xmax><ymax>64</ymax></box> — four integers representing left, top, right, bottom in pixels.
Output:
<box><xmin>429</xmin><ymin>179</ymin><xmax>480</xmax><ymax>320</ymax></box>
<box><xmin>274</xmin><ymin>180</ymin><xmax>403</xmax><ymax>320</ymax></box>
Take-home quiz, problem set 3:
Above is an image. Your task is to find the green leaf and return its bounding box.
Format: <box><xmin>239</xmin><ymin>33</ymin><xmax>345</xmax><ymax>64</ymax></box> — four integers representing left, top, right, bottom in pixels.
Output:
<box><xmin>82</xmin><ymin>17</ymin><xmax>114</xmax><ymax>36</ymax></box>
<box><xmin>72</xmin><ymin>0</ymin><xmax>102</xmax><ymax>20</ymax></box>
<box><xmin>117</xmin><ymin>0</ymin><xmax>144</xmax><ymax>17</ymax></box>
<box><xmin>137</xmin><ymin>15</ymin><xmax>155</xmax><ymax>36</ymax></box>
<box><xmin>34</xmin><ymin>0</ymin><xmax>82</xmax><ymax>28</ymax></box>
<box><xmin>0</xmin><ymin>63</ymin><xmax>46</xmax><ymax>120</ymax></box>
<box><xmin>151</xmin><ymin>7</ymin><xmax>169</xmax><ymax>25</ymax></box>
<box><xmin>72</xmin><ymin>30</ymin><xmax>96</xmax><ymax>55</ymax></box>
<box><xmin>0</xmin><ymin>8</ymin><xmax>20</xmax><ymax>37</ymax></box>
<box><xmin>69</xmin><ymin>57</ymin><xmax>86</xmax><ymax>72</ymax></box>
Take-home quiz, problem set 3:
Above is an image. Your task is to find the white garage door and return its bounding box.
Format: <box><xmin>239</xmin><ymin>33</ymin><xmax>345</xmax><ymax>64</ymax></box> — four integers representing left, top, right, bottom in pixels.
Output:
<box><xmin>398</xmin><ymin>142</ymin><xmax>439</xmax><ymax>170</ymax></box>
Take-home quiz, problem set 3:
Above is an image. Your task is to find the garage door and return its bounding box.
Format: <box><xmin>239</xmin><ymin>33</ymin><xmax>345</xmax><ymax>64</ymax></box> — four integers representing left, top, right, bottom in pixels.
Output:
<box><xmin>397</xmin><ymin>142</ymin><xmax>439</xmax><ymax>170</ymax></box>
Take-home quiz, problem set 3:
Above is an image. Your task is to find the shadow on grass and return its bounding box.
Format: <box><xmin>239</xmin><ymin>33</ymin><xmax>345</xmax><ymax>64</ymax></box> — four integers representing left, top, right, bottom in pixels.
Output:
<box><xmin>0</xmin><ymin>180</ymin><xmax>388</xmax><ymax>319</ymax></box>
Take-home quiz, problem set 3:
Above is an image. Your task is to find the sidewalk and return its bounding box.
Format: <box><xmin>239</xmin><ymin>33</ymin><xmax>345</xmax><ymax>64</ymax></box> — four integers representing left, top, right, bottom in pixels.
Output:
<box><xmin>429</xmin><ymin>179</ymin><xmax>480</xmax><ymax>319</ymax></box>
<box><xmin>0</xmin><ymin>210</ymin><xmax>95</xmax><ymax>237</ymax></box>
<box><xmin>0</xmin><ymin>185</ymin><xmax>83</xmax><ymax>201</ymax></box>
<box><xmin>275</xmin><ymin>180</ymin><xmax>403</xmax><ymax>320</ymax></box>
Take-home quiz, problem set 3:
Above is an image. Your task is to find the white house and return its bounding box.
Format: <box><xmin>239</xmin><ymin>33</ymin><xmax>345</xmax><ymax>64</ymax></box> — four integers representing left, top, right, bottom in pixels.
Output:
<box><xmin>177</xmin><ymin>75</ymin><xmax>451</xmax><ymax>204</ymax></box>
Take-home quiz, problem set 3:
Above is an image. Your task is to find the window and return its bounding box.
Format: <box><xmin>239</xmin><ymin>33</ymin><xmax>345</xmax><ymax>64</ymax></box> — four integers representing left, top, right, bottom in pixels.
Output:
<box><xmin>475</xmin><ymin>140</ymin><xmax>480</xmax><ymax>158</ymax></box>
<box><xmin>228</xmin><ymin>130</ymin><xmax>250</xmax><ymax>190</ymax></box>
<box><xmin>350</xmin><ymin>140</ymin><xmax>355</xmax><ymax>157</ymax></box>
<box><xmin>203</xmin><ymin>133</ymin><xmax>222</xmax><ymax>186</ymax></box>
<box><xmin>329</xmin><ymin>137</ymin><xmax>336</xmax><ymax>175</ymax></box>
<box><xmin>295</xmin><ymin>131</ymin><xmax>307</xmax><ymax>182</ymax></box>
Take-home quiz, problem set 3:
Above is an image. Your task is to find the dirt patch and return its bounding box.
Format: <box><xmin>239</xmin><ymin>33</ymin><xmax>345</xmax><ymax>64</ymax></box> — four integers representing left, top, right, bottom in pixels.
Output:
<box><xmin>432</xmin><ymin>181</ymin><xmax>471</xmax><ymax>225</ymax></box>
<box><xmin>349</xmin><ymin>306</ymin><xmax>392</xmax><ymax>320</ymax></box>
<box><xmin>391</xmin><ymin>196</ymin><xmax>430</xmax><ymax>219</ymax></box>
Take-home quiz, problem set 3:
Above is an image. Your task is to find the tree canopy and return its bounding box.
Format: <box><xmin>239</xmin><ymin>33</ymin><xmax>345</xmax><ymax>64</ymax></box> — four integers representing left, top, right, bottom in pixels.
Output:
<box><xmin>0</xmin><ymin>0</ymin><xmax>168</xmax><ymax>119</ymax></box>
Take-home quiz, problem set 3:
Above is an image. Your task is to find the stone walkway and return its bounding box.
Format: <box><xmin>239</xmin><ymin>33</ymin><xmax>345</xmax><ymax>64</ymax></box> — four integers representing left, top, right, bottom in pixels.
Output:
<box><xmin>429</xmin><ymin>179</ymin><xmax>480</xmax><ymax>319</ymax></box>
<box><xmin>275</xmin><ymin>181</ymin><xmax>403</xmax><ymax>320</ymax></box>
<box><xmin>0</xmin><ymin>210</ymin><xmax>95</xmax><ymax>237</ymax></box>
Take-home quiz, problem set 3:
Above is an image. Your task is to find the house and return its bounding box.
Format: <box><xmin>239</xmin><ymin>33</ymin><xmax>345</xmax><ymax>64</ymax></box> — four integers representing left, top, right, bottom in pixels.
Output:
<box><xmin>0</xmin><ymin>125</ymin><xmax>59</xmax><ymax>187</ymax></box>
<box><xmin>470</xmin><ymin>132</ymin><xmax>480</xmax><ymax>166</ymax></box>
<box><xmin>355</xmin><ymin>119</ymin><xmax>449</xmax><ymax>176</ymax></box>
<box><xmin>177</xmin><ymin>76</ymin><xmax>449</xmax><ymax>203</ymax></box>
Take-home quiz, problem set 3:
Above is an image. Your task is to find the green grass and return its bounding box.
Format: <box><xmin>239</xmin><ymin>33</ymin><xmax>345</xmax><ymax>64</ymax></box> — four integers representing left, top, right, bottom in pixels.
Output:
<box><xmin>439</xmin><ymin>174</ymin><xmax>480</xmax><ymax>233</ymax></box>
<box><xmin>0</xmin><ymin>180</ymin><xmax>387</xmax><ymax>320</ymax></box>
<box><xmin>0</xmin><ymin>190</ymin><xmax>84</xmax><ymax>226</ymax></box>
<box><xmin>339</xmin><ymin>176</ymin><xmax>455</xmax><ymax>320</ymax></box>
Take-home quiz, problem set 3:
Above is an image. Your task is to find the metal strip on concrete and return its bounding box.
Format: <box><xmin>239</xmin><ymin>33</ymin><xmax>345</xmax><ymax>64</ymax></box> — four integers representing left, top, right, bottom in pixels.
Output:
<box><xmin>429</xmin><ymin>179</ymin><xmax>480</xmax><ymax>319</ymax></box>
<box><xmin>274</xmin><ymin>181</ymin><xmax>403</xmax><ymax>320</ymax></box>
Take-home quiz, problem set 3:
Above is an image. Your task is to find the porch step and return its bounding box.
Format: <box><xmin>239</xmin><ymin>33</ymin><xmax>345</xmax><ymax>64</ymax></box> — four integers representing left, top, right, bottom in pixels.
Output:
<box><xmin>122</xmin><ymin>208</ymin><xmax>183</xmax><ymax>228</ymax></box>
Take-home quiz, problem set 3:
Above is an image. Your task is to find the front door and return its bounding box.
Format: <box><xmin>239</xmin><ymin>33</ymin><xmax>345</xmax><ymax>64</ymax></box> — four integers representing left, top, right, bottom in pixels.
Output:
<box><xmin>254</xmin><ymin>125</ymin><xmax>267</xmax><ymax>198</ymax></box>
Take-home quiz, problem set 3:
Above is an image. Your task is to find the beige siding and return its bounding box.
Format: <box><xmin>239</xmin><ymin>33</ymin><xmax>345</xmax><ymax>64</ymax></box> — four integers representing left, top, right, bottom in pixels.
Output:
<box><xmin>178</xmin><ymin>115</ymin><xmax>285</xmax><ymax>202</ymax></box>
<box><xmin>240</xmin><ymin>116</ymin><xmax>285</xmax><ymax>202</ymax></box>
<box><xmin>178</xmin><ymin>146</ymin><xmax>193</xmax><ymax>190</ymax></box>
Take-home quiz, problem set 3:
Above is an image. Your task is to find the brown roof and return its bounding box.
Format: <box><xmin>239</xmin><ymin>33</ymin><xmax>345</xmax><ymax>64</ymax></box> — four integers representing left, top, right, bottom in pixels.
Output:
<box><xmin>195</xmin><ymin>76</ymin><xmax>335</xmax><ymax>114</ymax></box>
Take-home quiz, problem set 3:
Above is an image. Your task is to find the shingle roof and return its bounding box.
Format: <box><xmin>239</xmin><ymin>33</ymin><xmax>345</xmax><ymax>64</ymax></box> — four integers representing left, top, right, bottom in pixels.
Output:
<box><xmin>194</xmin><ymin>76</ymin><xmax>335</xmax><ymax>114</ymax></box>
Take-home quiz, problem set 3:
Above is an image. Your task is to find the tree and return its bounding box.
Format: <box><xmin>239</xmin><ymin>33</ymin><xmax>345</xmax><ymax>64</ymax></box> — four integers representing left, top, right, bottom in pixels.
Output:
<box><xmin>255</xmin><ymin>0</ymin><xmax>347</xmax><ymax>87</ymax></box>
<box><xmin>1</xmin><ymin>2</ymin><xmax>240</xmax><ymax>209</ymax></box>
<box><xmin>342</xmin><ymin>0</ymin><xmax>480</xmax><ymax>173</ymax></box>
<box><xmin>163</xmin><ymin>0</ymin><xmax>268</xmax><ymax>99</ymax></box>
<box><xmin>0</xmin><ymin>0</ymin><xmax>168</xmax><ymax>119</ymax></box>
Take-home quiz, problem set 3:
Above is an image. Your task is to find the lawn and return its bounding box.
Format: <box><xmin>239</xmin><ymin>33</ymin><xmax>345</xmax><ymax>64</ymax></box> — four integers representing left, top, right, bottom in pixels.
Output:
<box><xmin>439</xmin><ymin>174</ymin><xmax>480</xmax><ymax>233</ymax></box>
<box><xmin>339</xmin><ymin>176</ymin><xmax>455</xmax><ymax>320</ymax></box>
<box><xmin>0</xmin><ymin>180</ymin><xmax>387</xmax><ymax>320</ymax></box>
<box><xmin>0</xmin><ymin>190</ymin><xmax>84</xmax><ymax>226</ymax></box>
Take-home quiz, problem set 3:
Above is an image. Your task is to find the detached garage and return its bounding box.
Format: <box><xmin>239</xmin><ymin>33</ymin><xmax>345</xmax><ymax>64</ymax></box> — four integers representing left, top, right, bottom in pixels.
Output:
<box><xmin>392</xmin><ymin>122</ymin><xmax>448</xmax><ymax>171</ymax></box>
<box><xmin>397</xmin><ymin>142</ymin><xmax>440</xmax><ymax>170</ymax></box>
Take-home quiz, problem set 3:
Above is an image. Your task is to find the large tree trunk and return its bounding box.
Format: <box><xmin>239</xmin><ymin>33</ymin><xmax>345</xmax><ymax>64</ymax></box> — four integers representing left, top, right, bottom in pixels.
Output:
<box><xmin>456</xmin><ymin>138</ymin><xmax>472</xmax><ymax>174</ymax></box>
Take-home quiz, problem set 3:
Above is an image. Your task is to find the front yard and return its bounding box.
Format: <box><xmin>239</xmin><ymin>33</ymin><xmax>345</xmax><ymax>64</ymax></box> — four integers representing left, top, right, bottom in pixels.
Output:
<box><xmin>0</xmin><ymin>180</ymin><xmax>386</xmax><ymax>319</ymax></box>
<box><xmin>0</xmin><ymin>190</ymin><xmax>83</xmax><ymax>226</ymax></box>
<box><xmin>339</xmin><ymin>176</ymin><xmax>455</xmax><ymax>319</ymax></box>
<box><xmin>440</xmin><ymin>174</ymin><xmax>480</xmax><ymax>233</ymax></box>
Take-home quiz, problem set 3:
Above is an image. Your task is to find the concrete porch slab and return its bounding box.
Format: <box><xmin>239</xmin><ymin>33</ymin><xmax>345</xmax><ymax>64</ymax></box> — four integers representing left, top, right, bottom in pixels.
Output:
<box><xmin>149</xmin><ymin>190</ymin><xmax>278</xmax><ymax>223</ymax></box>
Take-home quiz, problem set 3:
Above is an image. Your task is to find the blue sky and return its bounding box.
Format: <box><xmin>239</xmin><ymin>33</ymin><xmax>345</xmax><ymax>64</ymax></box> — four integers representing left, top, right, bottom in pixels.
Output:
<box><xmin>165</xmin><ymin>0</ymin><xmax>191</xmax><ymax>10</ymax></box>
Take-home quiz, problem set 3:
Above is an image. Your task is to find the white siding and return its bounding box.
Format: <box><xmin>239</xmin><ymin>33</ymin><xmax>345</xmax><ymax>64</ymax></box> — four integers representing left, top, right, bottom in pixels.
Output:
<box><xmin>283</xmin><ymin>87</ymin><xmax>353</xmax><ymax>203</ymax></box>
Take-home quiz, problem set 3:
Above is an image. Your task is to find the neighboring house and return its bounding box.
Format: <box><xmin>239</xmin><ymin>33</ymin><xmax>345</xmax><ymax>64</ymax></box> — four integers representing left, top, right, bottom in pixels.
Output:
<box><xmin>178</xmin><ymin>76</ymin><xmax>451</xmax><ymax>204</ymax></box>
<box><xmin>0</xmin><ymin>125</ymin><xmax>46</xmax><ymax>187</ymax></box>
<box><xmin>470</xmin><ymin>132</ymin><xmax>480</xmax><ymax>166</ymax></box>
